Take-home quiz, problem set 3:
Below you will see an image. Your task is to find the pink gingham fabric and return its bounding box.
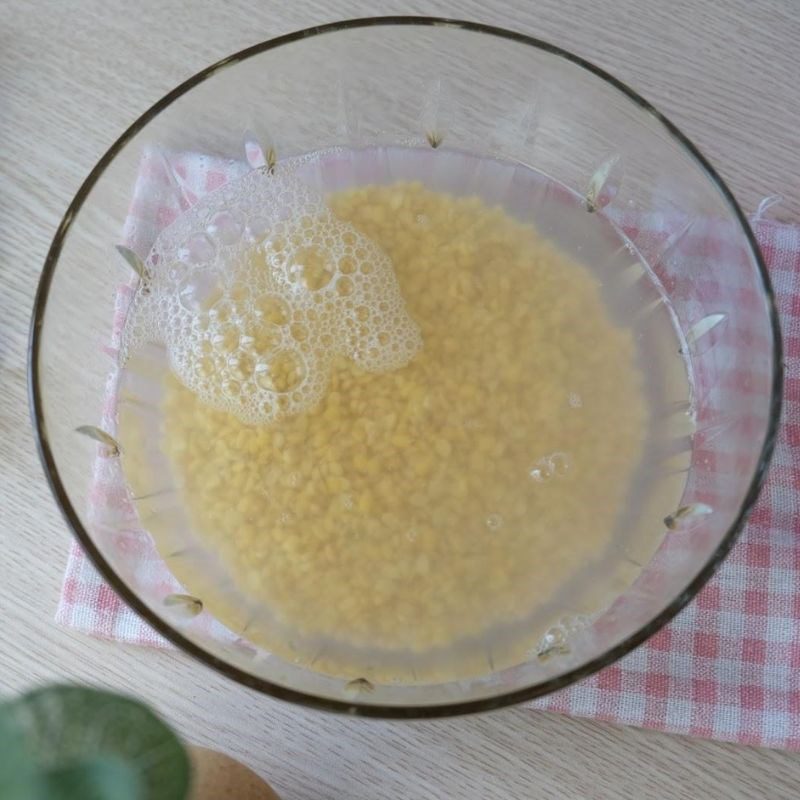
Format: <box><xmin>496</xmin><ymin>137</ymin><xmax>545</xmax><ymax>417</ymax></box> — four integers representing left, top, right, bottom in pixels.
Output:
<box><xmin>56</xmin><ymin>150</ymin><xmax>247</xmax><ymax>649</ymax></box>
<box><xmin>57</xmin><ymin>151</ymin><xmax>799</xmax><ymax>749</ymax></box>
<box><xmin>533</xmin><ymin>215</ymin><xmax>800</xmax><ymax>750</ymax></box>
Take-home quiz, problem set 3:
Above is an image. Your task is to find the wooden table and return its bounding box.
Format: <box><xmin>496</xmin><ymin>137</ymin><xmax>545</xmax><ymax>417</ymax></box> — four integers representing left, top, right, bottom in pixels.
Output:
<box><xmin>2</xmin><ymin>1</ymin><xmax>799</xmax><ymax>797</ymax></box>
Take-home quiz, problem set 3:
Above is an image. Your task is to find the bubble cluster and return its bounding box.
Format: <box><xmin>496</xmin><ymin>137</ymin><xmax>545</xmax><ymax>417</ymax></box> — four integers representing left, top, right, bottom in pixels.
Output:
<box><xmin>122</xmin><ymin>164</ymin><xmax>422</xmax><ymax>424</ymax></box>
<box><xmin>485</xmin><ymin>513</ymin><xmax>504</xmax><ymax>531</ymax></box>
<box><xmin>528</xmin><ymin>452</ymin><xmax>572</xmax><ymax>483</ymax></box>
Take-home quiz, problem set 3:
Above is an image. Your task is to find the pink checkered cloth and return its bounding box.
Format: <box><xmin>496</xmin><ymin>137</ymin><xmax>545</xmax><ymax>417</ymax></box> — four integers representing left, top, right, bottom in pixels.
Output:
<box><xmin>56</xmin><ymin>151</ymin><xmax>800</xmax><ymax>749</ymax></box>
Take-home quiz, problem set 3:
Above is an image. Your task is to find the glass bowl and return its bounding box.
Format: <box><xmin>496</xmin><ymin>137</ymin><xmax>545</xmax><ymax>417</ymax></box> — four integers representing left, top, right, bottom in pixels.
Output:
<box><xmin>29</xmin><ymin>17</ymin><xmax>782</xmax><ymax>716</ymax></box>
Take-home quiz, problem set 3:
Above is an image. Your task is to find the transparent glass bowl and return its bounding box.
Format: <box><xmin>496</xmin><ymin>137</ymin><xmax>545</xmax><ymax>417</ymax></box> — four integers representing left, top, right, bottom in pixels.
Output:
<box><xmin>29</xmin><ymin>18</ymin><xmax>782</xmax><ymax>716</ymax></box>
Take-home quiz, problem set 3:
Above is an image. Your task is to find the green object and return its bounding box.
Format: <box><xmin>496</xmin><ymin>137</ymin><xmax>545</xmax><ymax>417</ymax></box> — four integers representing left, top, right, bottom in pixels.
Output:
<box><xmin>0</xmin><ymin>686</ymin><xmax>190</xmax><ymax>800</ymax></box>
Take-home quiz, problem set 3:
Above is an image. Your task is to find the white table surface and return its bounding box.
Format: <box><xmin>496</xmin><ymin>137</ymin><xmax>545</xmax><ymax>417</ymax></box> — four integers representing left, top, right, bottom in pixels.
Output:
<box><xmin>2</xmin><ymin>1</ymin><xmax>799</xmax><ymax>798</ymax></box>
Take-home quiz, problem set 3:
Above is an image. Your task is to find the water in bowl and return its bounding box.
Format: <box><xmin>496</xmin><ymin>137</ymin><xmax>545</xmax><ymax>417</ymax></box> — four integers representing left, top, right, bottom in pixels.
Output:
<box><xmin>117</xmin><ymin>146</ymin><xmax>692</xmax><ymax>682</ymax></box>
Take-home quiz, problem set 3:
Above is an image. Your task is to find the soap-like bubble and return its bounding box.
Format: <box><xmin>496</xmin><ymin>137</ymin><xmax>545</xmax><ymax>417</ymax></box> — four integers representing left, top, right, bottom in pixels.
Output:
<box><xmin>121</xmin><ymin>160</ymin><xmax>422</xmax><ymax>424</ymax></box>
<box><xmin>529</xmin><ymin>452</ymin><xmax>572</xmax><ymax>483</ymax></box>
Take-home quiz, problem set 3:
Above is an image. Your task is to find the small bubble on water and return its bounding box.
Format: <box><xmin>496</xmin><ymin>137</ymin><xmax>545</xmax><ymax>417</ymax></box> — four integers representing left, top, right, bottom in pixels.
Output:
<box><xmin>177</xmin><ymin>233</ymin><xmax>215</xmax><ymax>265</ymax></box>
<box><xmin>568</xmin><ymin>391</ymin><xmax>583</xmax><ymax>408</ymax></box>
<box><xmin>178</xmin><ymin>271</ymin><xmax>222</xmax><ymax>314</ymax></box>
<box><xmin>206</xmin><ymin>211</ymin><xmax>243</xmax><ymax>246</ymax></box>
<box><xmin>287</xmin><ymin>471</ymin><xmax>302</xmax><ymax>489</ymax></box>
<box><xmin>535</xmin><ymin>625</ymin><xmax>571</xmax><ymax>661</ymax></box>
<box><xmin>221</xmin><ymin>379</ymin><xmax>241</xmax><ymax>397</ymax></box>
<box><xmin>485</xmin><ymin>513</ymin><xmax>504</xmax><ymax>531</ymax></box>
<box><xmin>529</xmin><ymin>452</ymin><xmax>572</xmax><ymax>483</ymax></box>
<box><xmin>245</xmin><ymin>216</ymin><xmax>270</xmax><ymax>243</ymax></box>
<box><xmin>529</xmin><ymin>459</ymin><xmax>551</xmax><ymax>483</ymax></box>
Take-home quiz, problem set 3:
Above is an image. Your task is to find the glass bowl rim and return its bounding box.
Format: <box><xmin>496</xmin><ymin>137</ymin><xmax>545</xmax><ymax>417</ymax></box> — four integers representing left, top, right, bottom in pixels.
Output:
<box><xmin>28</xmin><ymin>15</ymin><xmax>784</xmax><ymax>718</ymax></box>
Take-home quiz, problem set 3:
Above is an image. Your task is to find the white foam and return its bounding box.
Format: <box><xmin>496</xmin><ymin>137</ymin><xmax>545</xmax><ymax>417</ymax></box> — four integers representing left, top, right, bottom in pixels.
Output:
<box><xmin>122</xmin><ymin>161</ymin><xmax>422</xmax><ymax>424</ymax></box>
